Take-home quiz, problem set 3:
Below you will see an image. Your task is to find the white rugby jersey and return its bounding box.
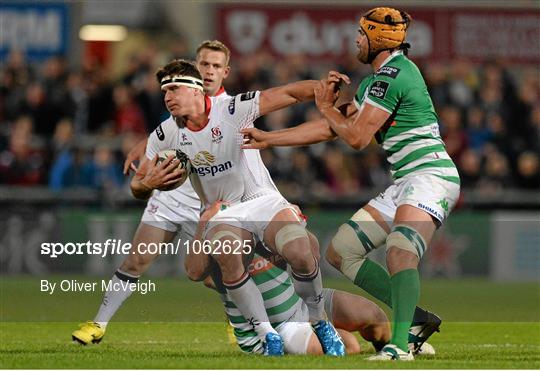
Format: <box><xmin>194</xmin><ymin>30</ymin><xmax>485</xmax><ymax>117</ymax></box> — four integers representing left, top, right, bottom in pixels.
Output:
<box><xmin>146</xmin><ymin>90</ymin><xmax>231</xmax><ymax>211</ymax></box>
<box><xmin>146</xmin><ymin>91</ymin><xmax>279</xmax><ymax>210</ymax></box>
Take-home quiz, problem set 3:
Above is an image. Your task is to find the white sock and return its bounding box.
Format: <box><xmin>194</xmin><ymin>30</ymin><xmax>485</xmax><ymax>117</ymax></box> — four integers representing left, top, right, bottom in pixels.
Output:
<box><xmin>94</xmin><ymin>270</ymin><xmax>139</xmax><ymax>328</ymax></box>
<box><xmin>224</xmin><ymin>272</ymin><xmax>277</xmax><ymax>338</ymax></box>
<box><xmin>291</xmin><ymin>264</ymin><xmax>325</xmax><ymax>323</ymax></box>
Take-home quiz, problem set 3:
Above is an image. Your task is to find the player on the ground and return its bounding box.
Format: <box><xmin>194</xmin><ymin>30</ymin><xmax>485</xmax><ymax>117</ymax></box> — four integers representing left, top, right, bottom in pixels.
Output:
<box><xmin>131</xmin><ymin>60</ymin><xmax>346</xmax><ymax>355</ymax></box>
<box><xmin>241</xmin><ymin>7</ymin><xmax>460</xmax><ymax>361</ymax></box>
<box><xmin>71</xmin><ymin>40</ymin><xmax>232</xmax><ymax>345</ymax></box>
<box><xmin>188</xmin><ymin>201</ymin><xmax>390</xmax><ymax>355</ymax></box>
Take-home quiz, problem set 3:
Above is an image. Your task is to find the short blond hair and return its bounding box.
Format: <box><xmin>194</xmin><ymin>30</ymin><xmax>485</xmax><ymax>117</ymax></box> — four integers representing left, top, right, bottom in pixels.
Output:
<box><xmin>196</xmin><ymin>40</ymin><xmax>231</xmax><ymax>65</ymax></box>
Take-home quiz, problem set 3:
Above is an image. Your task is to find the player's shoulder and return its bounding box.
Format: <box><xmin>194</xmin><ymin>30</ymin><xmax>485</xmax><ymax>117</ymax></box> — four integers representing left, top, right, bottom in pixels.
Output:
<box><xmin>376</xmin><ymin>54</ymin><xmax>420</xmax><ymax>82</ymax></box>
<box><xmin>213</xmin><ymin>91</ymin><xmax>259</xmax><ymax>119</ymax></box>
<box><xmin>151</xmin><ymin>116</ymin><xmax>177</xmax><ymax>142</ymax></box>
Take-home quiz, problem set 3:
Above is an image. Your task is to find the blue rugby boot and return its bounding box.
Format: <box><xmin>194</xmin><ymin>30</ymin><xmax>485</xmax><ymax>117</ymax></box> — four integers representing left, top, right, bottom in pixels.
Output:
<box><xmin>262</xmin><ymin>332</ymin><xmax>284</xmax><ymax>356</ymax></box>
<box><xmin>312</xmin><ymin>320</ymin><xmax>345</xmax><ymax>356</ymax></box>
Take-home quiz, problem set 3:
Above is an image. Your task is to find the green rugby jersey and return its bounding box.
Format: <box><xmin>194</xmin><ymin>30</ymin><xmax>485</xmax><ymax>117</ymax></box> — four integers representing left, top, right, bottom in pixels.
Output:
<box><xmin>213</xmin><ymin>254</ymin><xmax>302</xmax><ymax>353</ymax></box>
<box><xmin>354</xmin><ymin>51</ymin><xmax>460</xmax><ymax>185</ymax></box>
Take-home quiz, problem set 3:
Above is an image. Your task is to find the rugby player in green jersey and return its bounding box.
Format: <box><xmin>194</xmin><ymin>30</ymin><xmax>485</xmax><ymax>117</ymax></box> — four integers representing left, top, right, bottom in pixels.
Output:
<box><xmin>187</xmin><ymin>201</ymin><xmax>390</xmax><ymax>355</ymax></box>
<box><xmin>242</xmin><ymin>7</ymin><xmax>460</xmax><ymax>361</ymax></box>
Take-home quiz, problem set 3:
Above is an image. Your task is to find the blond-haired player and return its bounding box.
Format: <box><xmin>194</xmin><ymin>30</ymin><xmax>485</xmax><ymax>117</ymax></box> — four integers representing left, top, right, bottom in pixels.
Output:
<box><xmin>72</xmin><ymin>41</ymin><xmax>233</xmax><ymax>345</ymax></box>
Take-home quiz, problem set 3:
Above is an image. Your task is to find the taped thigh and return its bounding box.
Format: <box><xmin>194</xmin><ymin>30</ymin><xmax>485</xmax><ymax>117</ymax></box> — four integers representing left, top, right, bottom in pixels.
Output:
<box><xmin>332</xmin><ymin>209</ymin><xmax>388</xmax><ymax>259</ymax></box>
<box><xmin>210</xmin><ymin>230</ymin><xmax>242</xmax><ymax>243</ymax></box>
<box><xmin>332</xmin><ymin>209</ymin><xmax>388</xmax><ymax>281</ymax></box>
<box><xmin>274</xmin><ymin>223</ymin><xmax>308</xmax><ymax>255</ymax></box>
<box><xmin>386</xmin><ymin>224</ymin><xmax>427</xmax><ymax>258</ymax></box>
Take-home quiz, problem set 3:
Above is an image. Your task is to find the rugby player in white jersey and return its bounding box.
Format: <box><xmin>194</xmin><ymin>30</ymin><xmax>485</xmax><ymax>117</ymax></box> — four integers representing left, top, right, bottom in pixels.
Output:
<box><xmin>131</xmin><ymin>59</ymin><xmax>347</xmax><ymax>355</ymax></box>
<box><xmin>72</xmin><ymin>41</ymin><xmax>232</xmax><ymax>345</ymax></box>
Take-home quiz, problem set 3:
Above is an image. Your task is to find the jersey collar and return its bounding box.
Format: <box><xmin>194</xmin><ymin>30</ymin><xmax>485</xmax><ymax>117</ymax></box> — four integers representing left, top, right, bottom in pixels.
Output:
<box><xmin>377</xmin><ymin>50</ymin><xmax>404</xmax><ymax>71</ymax></box>
<box><xmin>186</xmin><ymin>95</ymin><xmax>212</xmax><ymax>132</ymax></box>
<box><xmin>215</xmin><ymin>86</ymin><xmax>226</xmax><ymax>96</ymax></box>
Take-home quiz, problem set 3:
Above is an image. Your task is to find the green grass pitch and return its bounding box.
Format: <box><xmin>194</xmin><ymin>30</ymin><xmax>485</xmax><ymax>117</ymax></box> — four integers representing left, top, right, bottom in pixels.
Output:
<box><xmin>1</xmin><ymin>277</ymin><xmax>539</xmax><ymax>369</ymax></box>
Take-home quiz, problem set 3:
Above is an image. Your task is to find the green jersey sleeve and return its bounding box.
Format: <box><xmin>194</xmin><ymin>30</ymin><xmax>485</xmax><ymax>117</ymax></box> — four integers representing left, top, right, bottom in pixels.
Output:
<box><xmin>365</xmin><ymin>73</ymin><xmax>403</xmax><ymax>114</ymax></box>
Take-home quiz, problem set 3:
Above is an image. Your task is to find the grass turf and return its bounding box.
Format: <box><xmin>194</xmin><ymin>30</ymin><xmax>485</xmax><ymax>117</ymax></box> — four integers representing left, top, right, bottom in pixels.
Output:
<box><xmin>1</xmin><ymin>277</ymin><xmax>539</xmax><ymax>368</ymax></box>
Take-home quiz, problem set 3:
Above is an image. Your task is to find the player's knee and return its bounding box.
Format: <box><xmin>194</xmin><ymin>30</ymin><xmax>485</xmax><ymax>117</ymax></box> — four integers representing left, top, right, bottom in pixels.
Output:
<box><xmin>386</xmin><ymin>224</ymin><xmax>426</xmax><ymax>258</ymax></box>
<box><xmin>282</xmin><ymin>240</ymin><xmax>314</xmax><ymax>273</ymax></box>
<box><xmin>209</xmin><ymin>230</ymin><xmax>245</xmax><ymax>279</ymax></box>
<box><xmin>361</xmin><ymin>306</ymin><xmax>391</xmax><ymax>343</ymax></box>
<box><xmin>306</xmin><ymin>231</ymin><xmax>321</xmax><ymax>260</ymax></box>
<box><xmin>185</xmin><ymin>265</ymin><xmax>206</xmax><ymax>282</ymax></box>
<box><xmin>275</xmin><ymin>224</ymin><xmax>312</xmax><ymax>270</ymax></box>
<box><xmin>331</xmin><ymin>215</ymin><xmax>386</xmax><ymax>281</ymax></box>
<box><xmin>331</xmin><ymin>210</ymin><xmax>387</xmax><ymax>260</ymax></box>
<box><xmin>120</xmin><ymin>254</ymin><xmax>153</xmax><ymax>276</ymax></box>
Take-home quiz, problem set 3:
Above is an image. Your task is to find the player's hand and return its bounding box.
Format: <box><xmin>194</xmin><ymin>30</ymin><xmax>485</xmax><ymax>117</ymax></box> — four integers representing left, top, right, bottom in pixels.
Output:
<box><xmin>139</xmin><ymin>154</ymin><xmax>186</xmax><ymax>191</ymax></box>
<box><xmin>123</xmin><ymin>138</ymin><xmax>147</xmax><ymax>175</ymax></box>
<box><xmin>315</xmin><ymin>71</ymin><xmax>351</xmax><ymax>111</ymax></box>
<box><xmin>200</xmin><ymin>200</ymin><xmax>230</xmax><ymax>222</ymax></box>
<box><xmin>327</xmin><ymin>70</ymin><xmax>351</xmax><ymax>87</ymax></box>
<box><xmin>241</xmin><ymin>127</ymin><xmax>271</xmax><ymax>150</ymax></box>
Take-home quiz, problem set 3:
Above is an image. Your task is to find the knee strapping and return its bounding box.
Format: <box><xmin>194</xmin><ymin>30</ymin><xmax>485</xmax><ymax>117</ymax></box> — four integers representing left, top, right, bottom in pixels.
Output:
<box><xmin>274</xmin><ymin>223</ymin><xmax>308</xmax><ymax>255</ymax></box>
<box><xmin>332</xmin><ymin>209</ymin><xmax>388</xmax><ymax>258</ymax></box>
<box><xmin>332</xmin><ymin>209</ymin><xmax>388</xmax><ymax>281</ymax></box>
<box><xmin>386</xmin><ymin>225</ymin><xmax>426</xmax><ymax>258</ymax></box>
<box><xmin>210</xmin><ymin>230</ymin><xmax>241</xmax><ymax>243</ymax></box>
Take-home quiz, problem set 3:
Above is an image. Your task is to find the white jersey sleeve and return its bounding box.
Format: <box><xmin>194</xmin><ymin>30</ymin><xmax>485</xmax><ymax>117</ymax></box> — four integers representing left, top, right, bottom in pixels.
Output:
<box><xmin>146</xmin><ymin>117</ymin><xmax>177</xmax><ymax>160</ymax></box>
<box><xmin>226</xmin><ymin>91</ymin><xmax>261</xmax><ymax>130</ymax></box>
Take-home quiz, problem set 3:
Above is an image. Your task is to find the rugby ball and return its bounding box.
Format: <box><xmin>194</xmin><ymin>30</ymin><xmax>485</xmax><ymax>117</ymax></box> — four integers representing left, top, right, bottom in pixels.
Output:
<box><xmin>157</xmin><ymin>149</ymin><xmax>191</xmax><ymax>190</ymax></box>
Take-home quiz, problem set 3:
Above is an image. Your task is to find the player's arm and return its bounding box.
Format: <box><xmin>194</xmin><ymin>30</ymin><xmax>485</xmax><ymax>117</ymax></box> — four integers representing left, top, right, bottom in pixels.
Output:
<box><xmin>241</xmin><ymin>102</ymin><xmax>357</xmax><ymax>150</ymax></box>
<box><xmin>130</xmin><ymin>154</ymin><xmax>184</xmax><ymax>200</ymax></box>
<box><xmin>258</xmin><ymin>71</ymin><xmax>350</xmax><ymax>116</ymax></box>
<box><xmin>123</xmin><ymin>138</ymin><xmax>148</xmax><ymax>175</ymax></box>
<box><xmin>184</xmin><ymin>201</ymin><xmax>227</xmax><ymax>281</ymax></box>
<box><xmin>242</xmin><ymin>118</ymin><xmax>333</xmax><ymax>149</ymax></box>
<box><xmin>315</xmin><ymin>79</ymin><xmax>390</xmax><ymax>150</ymax></box>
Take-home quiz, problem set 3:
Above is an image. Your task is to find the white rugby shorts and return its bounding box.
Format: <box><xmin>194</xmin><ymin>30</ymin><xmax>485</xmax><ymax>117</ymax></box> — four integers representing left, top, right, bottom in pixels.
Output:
<box><xmin>141</xmin><ymin>192</ymin><xmax>200</xmax><ymax>239</ymax></box>
<box><xmin>207</xmin><ymin>192</ymin><xmax>304</xmax><ymax>242</ymax></box>
<box><xmin>368</xmin><ymin>173</ymin><xmax>460</xmax><ymax>226</ymax></box>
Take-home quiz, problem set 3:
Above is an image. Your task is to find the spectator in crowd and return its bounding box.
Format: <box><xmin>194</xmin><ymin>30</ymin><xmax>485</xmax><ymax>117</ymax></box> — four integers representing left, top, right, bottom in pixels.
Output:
<box><xmin>440</xmin><ymin>105</ymin><xmax>468</xmax><ymax>164</ymax></box>
<box><xmin>83</xmin><ymin>145</ymin><xmax>124</xmax><ymax>190</ymax></box>
<box><xmin>112</xmin><ymin>84</ymin><xmax>147</xmax><ymax>136</ymax></box>
<box><xmin>359</xmin><ymin>149</ymin><xmax>392</xmax><ymax>190</ymax></box>
<box><xmin>48</xmin><ymin>146</ymin><xmax>90</xmax><ymax>191</ymax></box>
<box><xmin>465</xmin><ymin>106</ymin><xmax>491</xmax><ymax>152</ymax></box>
<box><xmin>0</xmin><ymin>116</ymin><xmax>46</xmax><ymax>185</ymax></box>
<box><xmin>320</xmin><ymin>145</ymin><xmax>360</xmax><ymax>197</ymax></box>
<box><xmin>459</xmin><ymin>149</ymin><xmax>482</xmax><ymax>189</ymax></box>
<box><xmin>478</xmin><ymin>147</ymin><xmax>514</xmax><ymax>192</ymax></box>
<box><xmin>0</xmin><ymin>47</ymin><xmax>537</xmax><ymax>196</ymax></box>
<box><xmin>516</xmin><ymin>152</ymin><xmax>540</xmax><ymax>190</ymax></box>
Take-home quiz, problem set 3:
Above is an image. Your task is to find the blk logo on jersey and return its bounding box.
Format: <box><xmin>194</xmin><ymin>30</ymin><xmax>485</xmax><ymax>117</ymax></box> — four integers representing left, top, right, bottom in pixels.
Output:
<box><xmin>368</xmin><ymin>81</ymin><xmax>389</xmax><ymax>99</ymax></box>
<box><xmin>211</xmin><ymin>126</ymin><xmax>223</xmax><ymax>144</ymax></box>
<box><xmin>377</xmin><ymin>66</ymin><xmax>401</xmax><ymax>78</ymax></box>
<box><xmin>240</xmin><ymin>91</ymin><xmax>256</xmax><ymax>101</ymax></box>
<box><xmin>228</xmin><ymin>98</ymin><xmax>236</xmax><ymax>114</ymax></box>
<box><xmin>192</xmin><ymin>151</ymin><xmax>233</xmax><ymax>177</ymax></box>
<box><xmin>179</xmin><ymin>132</ymin><xmax>192</xmax><ymax>146</ymax></box>
<box><xmin>156</xmin><ymin>125</ymin><xmax>165</xmax><ymax>141</ymax></box>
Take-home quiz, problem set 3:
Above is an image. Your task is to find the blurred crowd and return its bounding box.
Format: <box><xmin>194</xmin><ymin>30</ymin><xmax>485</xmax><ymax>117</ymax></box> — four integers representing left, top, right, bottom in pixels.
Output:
<box><xmin>1</xmin><ymin>45</ymin><xmax>539</xmax><ymax>200</ymax></box>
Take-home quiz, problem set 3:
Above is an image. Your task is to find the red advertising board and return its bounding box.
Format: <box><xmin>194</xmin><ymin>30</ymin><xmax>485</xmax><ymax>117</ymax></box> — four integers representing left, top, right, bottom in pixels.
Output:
<box><xmin>216</xmin><ymin>5</ymin><xmax>540</xmax><ymax>64</ymax></box>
